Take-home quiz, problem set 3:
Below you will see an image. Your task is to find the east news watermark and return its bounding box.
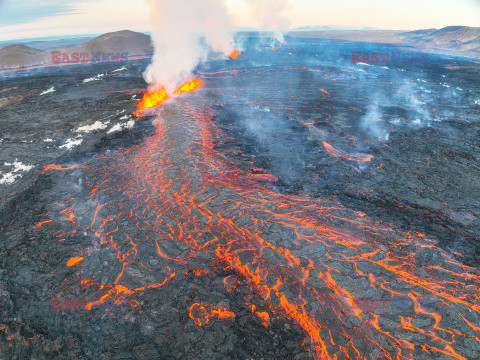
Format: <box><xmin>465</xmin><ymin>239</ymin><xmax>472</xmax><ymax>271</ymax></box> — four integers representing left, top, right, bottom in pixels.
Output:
<box><xmin>351</xmin><ymin>50</ymin><xmax>429</xmax><ymax>64</ymax></box>
<box><xmin>51</xmin><ymin>51</ymin><xmax>130</xmax><ymax>64</ymax></box>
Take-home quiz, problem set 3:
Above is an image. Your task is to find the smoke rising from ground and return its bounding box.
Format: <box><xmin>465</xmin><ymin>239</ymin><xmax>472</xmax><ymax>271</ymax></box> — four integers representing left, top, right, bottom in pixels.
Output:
<box><xmin>144</xmin><ymin>0</ymin><xmax>235</xmax><ymax>91</ymax></box>
<box><xmin>144</xmin><ymin>0</ymin><xmax>292</xmax><ymax>91</ymax></box>
<box><xmin>244</xmin><ymin>0</ymin><xmax>292</xmax><ymax>29</ymax></box>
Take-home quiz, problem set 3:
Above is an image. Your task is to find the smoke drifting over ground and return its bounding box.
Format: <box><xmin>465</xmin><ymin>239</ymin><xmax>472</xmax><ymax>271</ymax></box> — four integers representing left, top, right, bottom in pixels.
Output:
<box><xmin>244</xmin><ymin>0</ymin><xmax>291</xmax><ymax>29</ymax></box>
<box><xmin>143</xmin><ymin>0</ymin><xmax>292</xmax><ymax>90</ymax></box>
<box><xmin>144</xmin><ymin>0</ymin><xmax>235</xmax><ymax>91</ymax></box>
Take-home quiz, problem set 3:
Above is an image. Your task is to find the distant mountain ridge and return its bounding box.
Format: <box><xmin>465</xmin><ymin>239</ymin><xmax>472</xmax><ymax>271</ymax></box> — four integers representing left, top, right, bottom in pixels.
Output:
<box><xmin>288</xmin><ymin>25</ymin><xmax>480</xmax><ymax>58</ymax></box>
<box><xmin>0</xmin><ymin>44</ymin><xmax>46</xmax><ymax>69</ymax></box>
<box><xmin>54</xmin><ymin>30</ymin><xmax>153</xmax><ymax>56</ymax></box>
<box><xmin>0</xmin><ymin>30</ymin><xmax>153</xmax><ymax>69</ymax></box>
<box><xmin>1</xmin><ymin>26</ymin><xmax>479</xmax><ymax>70</ymax></box>
<box><xmin>0</xmin><ymin>36</ymin><xmax>94</xmax><ymax>51</ymax></box>
<box><xmin>403</xmin><ymin>26</ymin><xmax>480</xmax><ymax>56</ymax></box>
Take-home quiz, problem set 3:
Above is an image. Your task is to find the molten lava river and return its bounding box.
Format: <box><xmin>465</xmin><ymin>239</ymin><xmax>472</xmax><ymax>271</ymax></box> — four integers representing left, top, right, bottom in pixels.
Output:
<box><xmin>5</xmin><ymin>53</ymin><xmax>480</xmax><ymax>360</ymax></box>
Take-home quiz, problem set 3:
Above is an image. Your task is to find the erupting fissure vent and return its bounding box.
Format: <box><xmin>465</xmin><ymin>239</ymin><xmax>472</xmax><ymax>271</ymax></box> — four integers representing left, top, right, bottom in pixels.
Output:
<box><xmin>134</xmin><ymin>78</ymin><xmax>203</xmax><ymax>116</ymax></box>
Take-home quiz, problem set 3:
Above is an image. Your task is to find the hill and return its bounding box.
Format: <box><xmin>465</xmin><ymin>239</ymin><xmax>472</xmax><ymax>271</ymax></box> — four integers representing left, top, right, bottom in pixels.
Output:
<box><xmin>0</xmin><ymin>44</ymin><xmax>49</xmax><ymax>68</ymax></box>
<box><xmin>55</xmin><ymin>30</ymin><xmax>153</xmax><ymax>56</ymax></box>
<box><xmin>0</xmin><ymin>30</ymin><xmax>153</xmax><ymax>69</ymax></box>
<box><xmin>289</xmin><ymin>26</ymin><xmax>480</xmax><ymax>58</ymax></box>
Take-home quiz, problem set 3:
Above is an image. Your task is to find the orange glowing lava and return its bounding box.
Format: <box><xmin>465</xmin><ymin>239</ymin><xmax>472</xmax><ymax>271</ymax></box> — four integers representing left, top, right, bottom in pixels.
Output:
<box><xmin>189</xmin><ymin>303</ymin><xmax>235</xmax><ymax>326</ymax></box>
<box><xmin>34</xmin><ymin>220</ymin><xmax>52</xmax><ymax>229</ymax></box>
<box><xmin>255</xmin><ymin>311</ymin><xmax>270</xmax><ymax>327</ymax></box>
<box><xmin>173</xmin><ymin>78</ymin><xmax>202</xmax><ymax>95</ymax></box>
<box><xmin>135</xmin><ymin>79</ymin><xmax>203</xmax><ymax>115</ymax></box>
<box><xmin>66</xmin><ymin>256</ymin><xmax>85</xmax><ymax>267</ymax></box>
<box><xmin>43</xmin><ymin>164</ymin><xmax>79</xmax><ymax>171</ymax></box>
<box><xmin>227</xmin><ymin>49</ymin><xmax>240</xmax><ymax>59</ymax></box>
<box><xmin>136</xmin><ymin>88</ymin><xmax>169</xmax><ymax>111</ymax></box>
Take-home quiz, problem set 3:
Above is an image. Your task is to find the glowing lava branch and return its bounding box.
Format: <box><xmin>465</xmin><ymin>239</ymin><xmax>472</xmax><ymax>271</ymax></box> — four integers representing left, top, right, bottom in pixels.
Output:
<box><xmin>43</xmin><ymin>164</ymin><xmax>80</xmax><ymax>171</ymax></box>
<box><xmin>34</xmin><ymin>220</ymin><xmax>52</xmax><ymax>229</ymax></box>
<box><xmin>188</xmin><ymin>303</ymin><xmax>235</xmax><ymax>326</ymax></box>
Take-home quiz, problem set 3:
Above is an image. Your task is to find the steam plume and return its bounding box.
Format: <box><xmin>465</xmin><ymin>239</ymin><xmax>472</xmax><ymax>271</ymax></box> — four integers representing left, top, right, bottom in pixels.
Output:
<box><xmin>144</xmin><ymin>0</ymin><xmax>235</xmax><ymax>91</ymax></box>
<box><xmin>244</xmin><ymin>0</ymin><xmax>292</xmax><ymax>29</ymax></box>
<box><xmin>143</xmin><ymin>0</ymin><xmax>293</xmax><ymax>91</ymax></box>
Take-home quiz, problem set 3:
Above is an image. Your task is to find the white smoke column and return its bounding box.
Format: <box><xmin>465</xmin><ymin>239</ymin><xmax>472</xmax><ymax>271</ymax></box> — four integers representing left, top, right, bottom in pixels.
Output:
<box><xmin>144</xmin><ymin>0</ymin><xmax>235</xmax><ymax>91</ymax></box>
<box><xmin>244</xmin><ymin>0</ymin><xmax>292</xmax><ymax>42</ymax></box>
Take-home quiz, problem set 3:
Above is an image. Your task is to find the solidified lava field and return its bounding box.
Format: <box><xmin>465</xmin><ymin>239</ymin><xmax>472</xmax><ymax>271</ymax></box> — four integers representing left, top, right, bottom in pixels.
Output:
<box><xmin>0</xmin><ymin>36</ymin><xmax>480</xmax><ymax>359</ymax></box>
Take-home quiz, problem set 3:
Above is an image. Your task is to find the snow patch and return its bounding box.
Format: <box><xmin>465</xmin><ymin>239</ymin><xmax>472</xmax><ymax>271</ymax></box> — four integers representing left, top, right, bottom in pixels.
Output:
<box><xmin>112</xmin><ymin>66</ymin><xmax>127</xmax><ymax>73</ymax></box>
<box><xmin>75</xmin><ymin>121</ymin><xmax>109</xmax><ymax>133</ymax></box>
<box><xmin>0</xmin><ymin>161</ymin><xmax>34</xmax><ymax>185</ymax></box>
<box><xmin>107</xmin><ymin>120</ymin><xmax>135</xmax><ymax>134</ymax></box>
<box><xmin>60</xmin><ymin>138</ymin><xmax>83</xmax><ymax>150</ymax></box>
<box><xmin>5</xmin><ymin>161</ymin><xmax>34</xmax><ymax>172</ymax></box>
<box><xmin>40</xmin><ymin>87</ymin><xmax>55</xmax><ymax>95</ymax></box>
<box><xmin>83</xmin><ymin>74</ymin><xmax>105</xmax><ymax>83</ymax></box>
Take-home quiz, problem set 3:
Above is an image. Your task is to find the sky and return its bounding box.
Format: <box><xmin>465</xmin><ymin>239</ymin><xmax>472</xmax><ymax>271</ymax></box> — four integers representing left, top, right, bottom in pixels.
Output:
<box><xmin>0</xmin><ymin>0</ymin><xmax>479</xmax><ymax>41</ymax></box>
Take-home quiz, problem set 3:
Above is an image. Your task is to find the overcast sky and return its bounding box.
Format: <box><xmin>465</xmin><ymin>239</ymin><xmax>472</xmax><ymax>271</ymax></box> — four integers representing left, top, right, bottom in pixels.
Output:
<box><xmin>0</xmin><ymin>0</ymin><xmax>479</xmax><ymax>41</ymax></box>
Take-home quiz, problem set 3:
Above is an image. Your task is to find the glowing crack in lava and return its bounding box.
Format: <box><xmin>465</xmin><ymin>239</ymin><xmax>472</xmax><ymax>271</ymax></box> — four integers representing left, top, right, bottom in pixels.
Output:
<box><xmin>189</xmin><ymin>303</ymin><xmax>236</xmax><ymax>326</ymax></box>
<box><xmin>42</xmin><ymin>80</ymin><xmax>480</xmax><ymax>359</ymax></box>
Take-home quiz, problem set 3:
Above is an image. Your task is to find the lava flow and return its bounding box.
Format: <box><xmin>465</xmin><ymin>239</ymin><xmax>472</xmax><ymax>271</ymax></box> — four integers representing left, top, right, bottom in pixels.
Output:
<box><xmin>40</xmin><ymin>78</ymin><xmax>480</xmax><ymax>359</ymax></box>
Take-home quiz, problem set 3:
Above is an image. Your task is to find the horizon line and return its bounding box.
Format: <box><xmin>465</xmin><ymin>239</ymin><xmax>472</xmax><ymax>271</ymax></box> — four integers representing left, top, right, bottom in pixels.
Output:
<box><xmin>1</xmin><ymin>24</ymin><xmax>479</xmax><ymax>44</ymax></box>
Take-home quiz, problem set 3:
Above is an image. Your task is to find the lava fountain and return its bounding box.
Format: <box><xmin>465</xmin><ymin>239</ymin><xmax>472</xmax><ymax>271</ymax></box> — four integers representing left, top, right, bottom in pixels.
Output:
<box><xmin>134</xmin><ymin>78</ymin><xmax>203</xmax><ymax>117</ymax></box>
